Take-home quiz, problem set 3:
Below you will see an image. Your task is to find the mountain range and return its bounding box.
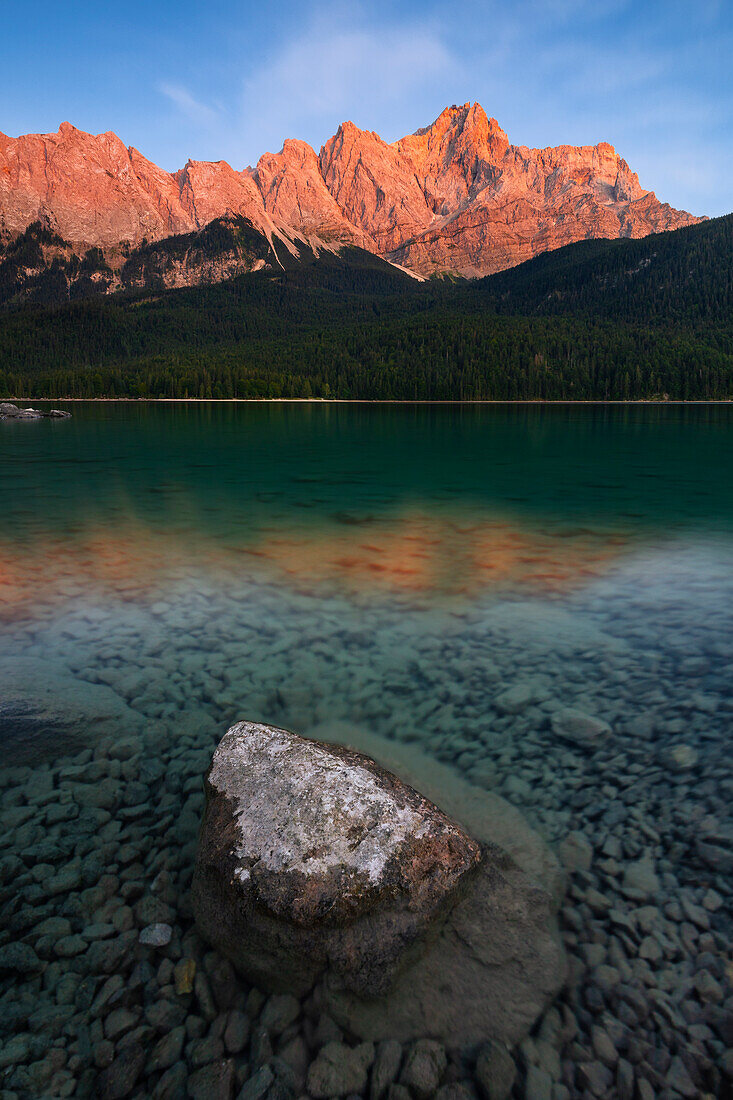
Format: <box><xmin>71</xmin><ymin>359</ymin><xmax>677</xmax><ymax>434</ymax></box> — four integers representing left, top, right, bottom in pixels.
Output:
<box><xmin>0</xmin><ymin>102</ymin><xmax>701</xmax><ymax>281</ymax></box>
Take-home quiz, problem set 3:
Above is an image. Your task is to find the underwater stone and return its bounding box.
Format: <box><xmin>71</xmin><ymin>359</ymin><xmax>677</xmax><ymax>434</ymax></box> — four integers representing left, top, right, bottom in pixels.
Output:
<box><xmin>551</xmin><ymin>708</ymin><xmax>611</xmax><ymax>748</ymax></box>
<box><xmin>663</xmin><ymin>744</ymin><xmax>699</xmax><ymax>772</ymax></box>
<box><xmin>399</xmin><ymin>1039</ymin><xmax>447</xmax><ymax>1098</ymax></box>
<box><xmin>474</xmin><ymin>1041</ymin><xmax>516</xmax><ymax>1100</ymax></box>
<box><xmin>622</xmin><ymin>856</ymin><xmax>660</xmax><ymax>900</ymax></box>
<box><xmin>558</xmin><ymin>832</ymin><xmax>593</xmax><ymax>873</ymax></box>
<box><xmin>307</xmin><ymin>1041</ymin><xmax>376</xmax><ymax>1098</ymax></box>
<box><xmin>0</xmin><ymin>942</ymin><xmax>42</xmax><ymax>975</ymax></box>
<box><xmin>0</xmin><ymin>657</ymin><xmax>143</xmax><ymax>766</ymax></box>
<box><xmin>96</xmin><ymin>1042</ymin><xmax>146</xmax><ymax>1099</ymax></box>
<box><xmin>494</xmin><ymin>681</ymin><xmax>548</xmax><ymax>715</ymax></box>
<box><xmin>370</xmin><ymin>1040</ymin><xmax>403</xmax><ymax>1100</ymax></box>
<box><xmin>138</xmin><ymin>923</ymin><xmax>172</xmax><ymax>947</ymax></box>
<box><xmin>171</xmin><ymin>959</ymin><xmax>193</xmax><ymax>1003</ymax></box>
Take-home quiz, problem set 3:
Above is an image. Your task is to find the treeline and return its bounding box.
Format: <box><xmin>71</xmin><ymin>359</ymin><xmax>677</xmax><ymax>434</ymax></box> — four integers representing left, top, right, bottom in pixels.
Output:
<box><xmin>0</xmin><ymin>214</ymin><xmax>731</xmax><ymax>401</ymax></box>
<box><xmin>2</xmin><ymin>312</ymin><xmax>729</xmax><ymax>401</ymax></box>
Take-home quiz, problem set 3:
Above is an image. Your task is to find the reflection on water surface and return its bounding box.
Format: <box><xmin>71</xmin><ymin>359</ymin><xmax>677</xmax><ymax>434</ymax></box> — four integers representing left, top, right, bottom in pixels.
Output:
<box><xmin>0</xmin><ymin>404</ymin><xmax>731</xmax><ymax>1098</ymax></box>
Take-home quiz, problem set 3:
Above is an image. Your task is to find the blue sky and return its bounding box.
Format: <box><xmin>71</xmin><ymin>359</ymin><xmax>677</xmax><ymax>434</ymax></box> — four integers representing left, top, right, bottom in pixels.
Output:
<box><xmin>2</xmin><ymin>0</ymin><xmax>731</xmax><ymax>216</ymax></box>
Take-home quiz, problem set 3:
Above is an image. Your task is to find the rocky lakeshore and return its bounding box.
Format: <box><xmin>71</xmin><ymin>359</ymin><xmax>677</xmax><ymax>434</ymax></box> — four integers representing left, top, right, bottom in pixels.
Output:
<box><xmin>0</xmin><ymin>403</ymin><xmax>71</xmax><ymax>421</ymax></box>
<box><xmin>0</xmin><ymin>543</ymin><xmax>732</xmax><ymax>1098</ymax></box>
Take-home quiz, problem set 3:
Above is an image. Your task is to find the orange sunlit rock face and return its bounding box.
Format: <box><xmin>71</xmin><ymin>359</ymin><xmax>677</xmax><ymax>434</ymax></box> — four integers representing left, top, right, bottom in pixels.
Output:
<box><xmin>0</xmin><ymin>103</ymin><xmax>701</xmax><ymax>277</ymax></box>
<box><xmin>0</xmin><ymin>512</ymin><xmax>630</xmax><ymax>620</ymax></box>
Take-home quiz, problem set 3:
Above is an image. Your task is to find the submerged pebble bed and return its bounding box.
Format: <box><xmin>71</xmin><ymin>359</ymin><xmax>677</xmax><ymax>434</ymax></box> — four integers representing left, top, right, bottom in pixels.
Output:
<box><xmin>1</xmin><ymin>537</ymin><xmax>732</xmax><ymax>1100</ymax></box>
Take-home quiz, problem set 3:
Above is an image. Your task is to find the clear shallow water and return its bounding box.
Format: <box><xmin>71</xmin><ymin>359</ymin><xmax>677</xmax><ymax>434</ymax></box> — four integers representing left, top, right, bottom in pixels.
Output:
<box><xmin>0</xmin><ymin>403</ymin><xmax>732</xmax><ymax>1098</ymax></box>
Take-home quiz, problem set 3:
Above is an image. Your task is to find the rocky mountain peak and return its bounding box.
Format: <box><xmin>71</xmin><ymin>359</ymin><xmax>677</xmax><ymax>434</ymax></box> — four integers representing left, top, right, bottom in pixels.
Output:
<box><xmin>0</xmin><ymin>105</ymin><xmax>702</xmax><ymax>276</ymax></box>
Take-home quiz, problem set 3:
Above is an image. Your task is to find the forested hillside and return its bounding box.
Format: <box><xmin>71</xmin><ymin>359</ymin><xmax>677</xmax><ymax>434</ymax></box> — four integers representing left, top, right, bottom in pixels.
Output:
<box><xmin>470</xmin><ymin>215</ymin><xmax>732</xmax><ymax>326</ymax></box>
<box><xmin>0</xmin><ymin>216</ymin><xmax>731</xmax><ymax>401</ymax></box>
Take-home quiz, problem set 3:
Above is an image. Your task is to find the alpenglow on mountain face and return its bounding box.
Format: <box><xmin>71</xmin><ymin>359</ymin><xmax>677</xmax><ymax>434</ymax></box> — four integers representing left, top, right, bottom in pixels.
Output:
<box><xmin>0</xmin><ymin>103</ymin><xmax>701</xmax><ymax>278</ymax></box>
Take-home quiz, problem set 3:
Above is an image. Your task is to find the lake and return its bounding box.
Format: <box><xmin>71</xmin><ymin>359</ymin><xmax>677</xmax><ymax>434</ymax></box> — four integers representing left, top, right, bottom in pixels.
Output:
<box><xmin>1</xmin><ymin>402</ymin><xmax>731</xmax><ymax>1098</ymax></box>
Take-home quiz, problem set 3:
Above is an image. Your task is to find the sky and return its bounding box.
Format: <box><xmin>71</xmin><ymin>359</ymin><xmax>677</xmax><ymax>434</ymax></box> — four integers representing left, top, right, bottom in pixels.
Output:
<box><xmin>1</xmin><ymin>0</ymin><xmax>731</xmax><ymax>216</ymax></box>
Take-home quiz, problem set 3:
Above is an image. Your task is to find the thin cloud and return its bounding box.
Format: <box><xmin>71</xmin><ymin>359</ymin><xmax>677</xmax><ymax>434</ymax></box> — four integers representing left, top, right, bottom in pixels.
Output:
<box><xmin>237</xmin><ymin>10</ymin><xmax>458</xmax><ymax>161</ymax></box>
<box><xmin>158</xmin><ymin>82</ymin><xmax>220</xmax><ymax>127</ymax></box>
<box><xmin>148</xmin><ymin>0</ymin><xmax>730</xmax><ymax>216</ymax></box>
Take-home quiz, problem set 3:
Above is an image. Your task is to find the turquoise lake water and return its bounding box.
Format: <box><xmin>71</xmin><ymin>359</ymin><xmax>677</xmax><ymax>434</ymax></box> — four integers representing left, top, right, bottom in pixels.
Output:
<box><xmin>0</xmin><ymin>403</ymin><xmax>731</xmax><ymax>1098</ymax></box>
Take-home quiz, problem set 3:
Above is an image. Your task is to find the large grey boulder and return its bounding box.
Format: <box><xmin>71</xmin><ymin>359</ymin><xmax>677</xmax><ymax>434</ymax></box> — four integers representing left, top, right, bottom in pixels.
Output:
<box><xmin>193</xmin><ymin>721</ymin><xmax>566</xmax><ymax>1051</ymax></box>
<box><xmin>192</xmin><ymin>721</ymin><xmax>482</xmax><ymax>998</ymax></box>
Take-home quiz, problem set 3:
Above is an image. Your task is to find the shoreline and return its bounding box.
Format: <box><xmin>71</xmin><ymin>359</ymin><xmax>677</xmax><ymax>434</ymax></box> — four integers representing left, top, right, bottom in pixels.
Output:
<box><xmin>3</xmin><ymin>398</ymin><xmax>733</xmax><ymax>406</ymax></box>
